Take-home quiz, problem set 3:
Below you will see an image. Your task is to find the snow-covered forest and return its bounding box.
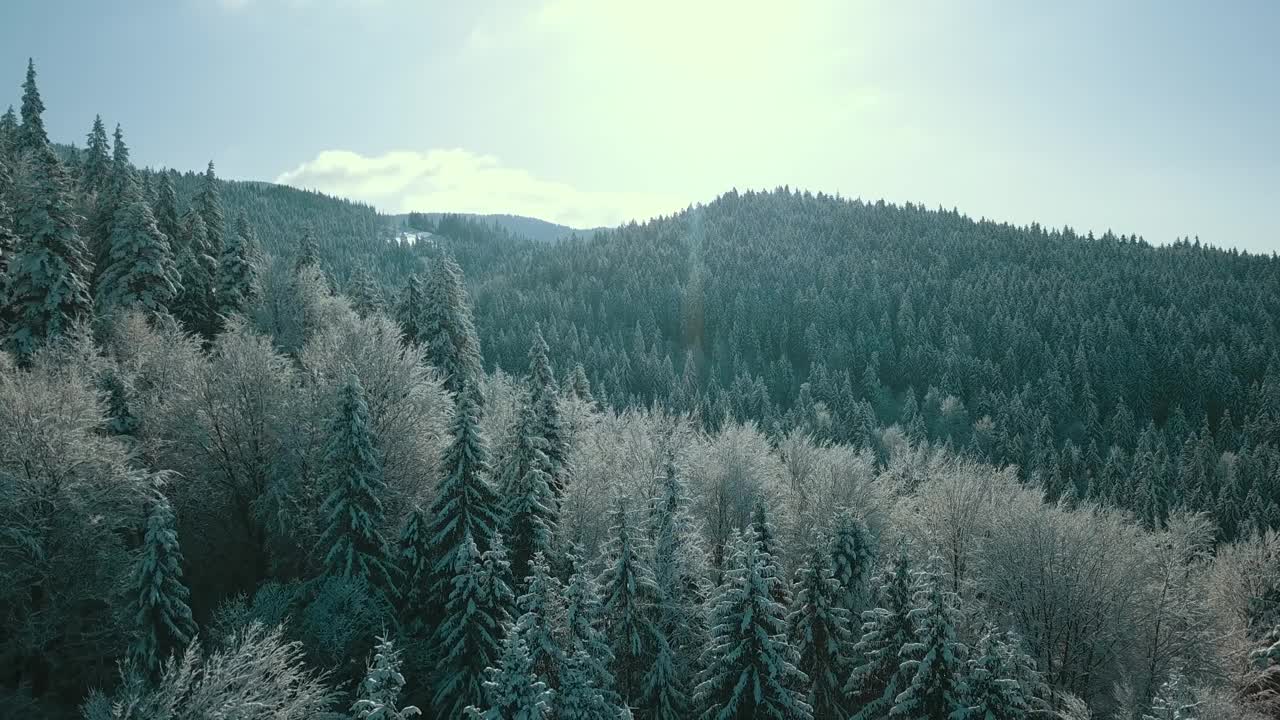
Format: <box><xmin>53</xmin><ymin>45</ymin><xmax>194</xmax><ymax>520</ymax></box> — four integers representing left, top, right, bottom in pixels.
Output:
<box><xmin>2</xmin><ymin>60</ymin><xmax>1280</xmax><ymax>720</ymax></box>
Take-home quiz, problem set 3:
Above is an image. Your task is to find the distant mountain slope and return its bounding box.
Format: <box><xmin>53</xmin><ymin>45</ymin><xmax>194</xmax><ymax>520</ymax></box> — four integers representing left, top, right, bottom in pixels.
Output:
<box><xmin>395</xmin><ymin>211</ymin><xmax>605</xmax><ymax>243</ymax></box>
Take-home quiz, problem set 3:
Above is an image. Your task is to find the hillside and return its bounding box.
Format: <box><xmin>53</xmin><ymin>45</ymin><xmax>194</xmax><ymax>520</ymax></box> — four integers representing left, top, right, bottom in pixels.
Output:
<box><xmin>395</xmin><ymin>210</ymin><xmax>601</xmax><ymax>243</ymax></box>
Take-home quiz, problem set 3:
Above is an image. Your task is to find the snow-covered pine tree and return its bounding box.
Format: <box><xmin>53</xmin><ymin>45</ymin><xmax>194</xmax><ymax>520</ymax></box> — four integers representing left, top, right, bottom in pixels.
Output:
<box><xmin>419</xmin><ymin>252</ymin><xmax>483</xmax><ymax>397</ymax></box>
<box><xmin>318</xmin><ymin>370</ymin><xmax>394</xmax><ymax>589</ymax></box>
<box><xmin>87</xmin><ymin>123</ymin><xmax>136</xmax><ymax>279</ymax></box>
<box><xmin>18</xmin><ymin>60</ymin><xmax>48</xmax><ymax>152</ymax></box>
<box><xmin>482</xmin><ymin>532</ymin><xmax>518</xmax><ymax>625</ymax></box>
<box><xmin>194</xmin><ymin>161</ymin><xmax>225</xmax><ymax>259</ymax></box>
<box><xmin>394</xmin><ymin>505</ymin><xmax>430</xmax><ymax>632</ymax></box>
<box><xmin>433</xmin><ymin>533</ymin><xmax>511</xmax><ymax>717</ymax></box>
<box><xmin>395</xmin><ymin>272</ymin><xmax>426</xmax><ymax>345</ymax></box>
<box><xmin>348</xmin><ymin>265</ymin><xmax>387</xmax><ymax>318</ymax></box>
<box><xmin>788</xmin><ymin>541</ymin><xmax>855</xmax><ymax>719</ymax></box>
<box><xmin>476</xmin><ymin>627</ymin><xmax>552</xmax><ymax>720</ymax></box>
<box><xmin>566</xmin><ymin>362</ymin><xmax>594</xmax><ymax>404</ymax></box>
<box><xmin>3</xmin><ymin>142</ymin><xmax>92</xmax><ymax>358</ymax></box>
<box><xmin>695</xmin><ymin>530</ymin><xmax>813</xmax><ymax>720</ymax></box>
<box><xmin>751</xmin><ymin>501</ymin><xmax>793</xmax><ymax>607</ymax></box>
<box><xmin>0</xmin><ymin>153</ymin><xmax>16</xmax><ymax>286</ymax></box>
<box><xmin>215</xmin><ymin>213</ymin><xmax>256</xmax><ymax>319</ymax></box>
<box><xmin>965</xmin><ymin>628</ymin><xmax>1030</xmax><ymax>720</ymax></box>
<box><xmin>152</xmin><ymin>171</ymin><xmax>181</xmax><ymax>249</ymax></box>
<box><xmin>94</xmin><ymin>177</ymin><xmax>181</xmax><ymax>317</ymax></box>
<box><xmin>352</xmin><ymin>636</ymin><xmax>421</xmax><ymax>720</ymax></box>
<box><xmin>79</xmin><ymin>114</ymin><xmax>110</xmax><ymax>197</ymax></box>
<box><xmin>172</xmin><ymin>209</ymin><xmax>215</xmax><ymax>337</ymax></box>
<box><xmin>424</xmin><ymin>382</ymin><xmax>501</xmax><ymax>634</ymax></box>
<box><xmin>559</xmin><ymin>648</ymin><xmax>615</xmax><ymax>720</ymax></box>
<box><xmin>501</xmin><ymin>390</ymin><xmax>559</xmax><ymax>584</ymax></box>
<box><xmin>889</xmin><ymin>564</ymin><xmax>969</xmax><ymax>720</ymax></box>
<box><xmin>526</xmin><ymin>325</ymin><xmax>569</xmax><ymax>498</ymax></box>
<box><xmin>295</xmin><ymin>224</ymin><xmax>320</xmax><ymax>273</ymax></box>
<box><xmin>129</xmin><ymin>489</ymin><xmax>198</xmax><ymax>680</ymax></box>
<box><xmin>846</xmin><ymin>549</ymin><xmax>918</xmax><ymax>720</ymax></box>
<box><xmin>642</xmin><ymin>629</ymin><xmax>690</xmax><ymax>720</ymax></box>
<box><xmin>830</xmin><ymin>507</ymin><xmax>875</xmax><ymax>617</ymax></box>
<box><xmin>648</xmin><ymin>454</ymin><xmax>707</xmax><ymax>705</ymax></box>
<box><xmin>565</xmin><ymin>550</ymin><xmax>620</xmax><ymax>707</ymax></box>
<box><xmin>515</xmin><ymin>551</ymin><xmax>567</xmax><ymax>688</ymax></box>
<box><xmin>597</xmin><ymin>496</ymin><xmax>659</xmax><ymax>708</ymax></box>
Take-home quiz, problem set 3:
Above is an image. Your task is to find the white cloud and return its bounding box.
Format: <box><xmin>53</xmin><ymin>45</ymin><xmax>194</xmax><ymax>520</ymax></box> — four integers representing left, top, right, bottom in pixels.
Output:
<box><xmin>275</xmin><ymin>148</ymin><xmax>686</xmax><ymax>228</ymax></box>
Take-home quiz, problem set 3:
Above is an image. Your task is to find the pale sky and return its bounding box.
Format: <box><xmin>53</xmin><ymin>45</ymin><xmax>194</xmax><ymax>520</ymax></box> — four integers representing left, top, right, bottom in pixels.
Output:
<box><xmin>2</xmin><ymin>0</ymin><xmax>1278</xmax><ymax>249</ymax></box>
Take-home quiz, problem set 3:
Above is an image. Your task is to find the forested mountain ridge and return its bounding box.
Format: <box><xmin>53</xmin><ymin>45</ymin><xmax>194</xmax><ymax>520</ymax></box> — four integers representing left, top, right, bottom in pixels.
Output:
<box><xmin>3</xmin><ymin>59</ymin><xmax>1280</xmax><ymax>720</ymax></box>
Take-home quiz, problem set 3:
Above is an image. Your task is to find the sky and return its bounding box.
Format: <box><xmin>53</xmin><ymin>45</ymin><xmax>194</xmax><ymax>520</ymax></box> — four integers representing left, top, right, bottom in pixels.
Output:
<box><xmin>1</xmin><ymin>0</ymin><xmax>1278</xmax><ymax>250</ymax></box>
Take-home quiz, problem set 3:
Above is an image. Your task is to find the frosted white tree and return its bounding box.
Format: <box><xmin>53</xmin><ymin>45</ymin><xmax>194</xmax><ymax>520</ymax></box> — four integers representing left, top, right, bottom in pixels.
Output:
<box><xmin>352</xmin><ymin>636</ymin><xmax>421</xmax><ymax>720</ymax></box>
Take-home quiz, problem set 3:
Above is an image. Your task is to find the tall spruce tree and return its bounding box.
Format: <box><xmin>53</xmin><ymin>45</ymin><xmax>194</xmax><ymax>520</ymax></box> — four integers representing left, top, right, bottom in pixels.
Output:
<box><xmin>846</xmin><ymin>549</ymin><xmax>919</xmax><ymax>720</ymax></box>
<box><xmin>80</xmin><ymin>115</ymin><xmax>110</xmax><ymax>197</ymax></box>
<box><xmin>295</xmin><ymin>224</ymin><xmax>320</xmax><ymax>273</ymax></box>
<box><xmin>216</xmin><ymin>212</ymin><xmax>256</xmax><ymax>318</ymax></box>
<box><xmin>559</xmin><ymin>648</ymin><xmax>616</xmax><ymax>720</ymax></box>
<box><xmin>565</xmin><ymin>551</ymin><xmax>620</xmax><ymax>707</ymax></box>
<box><xmin>94</xmin><ymin>178</ymin><xmax>181</xmax><ymax>317</ymax></box>
<box><xmin>476</xmin><ymin>628</ymin><xmax>552</xmax><ymax>720</ymax></box>
<box><xmin>194</xmin><ymin>161</ymin><xmax>225</xmax><ymax>259</ymax></box>
<box><xmin>128</xmin><ymin>490</ymin><xmax>198</xmax><ymax>680</ymax></box>
<box><xmin>423</xmin><ymin>382</ymin><xmax>501</xmax><ymax>635</ymax></box>
<box><xmin>526</xmin><ymin>326</ymin><xmax>569</xmax><ymax>497</ymax></box>
<box><xmin>751</xmin><ymin>502</ymin><xmax>793</xmax><ymax>607</ymax></box>
<box><xmin>642</xmin><ymin>630</ymin><xmax>690</xmax><ymax>720</ymax></box>
<box><xmin>433</xmin><ymin>533</ymin><xmax>510</xmax><ymax>719</ymax></box>
<box><xmin>830</xmin><ymin>507</ymin><xmax>874</xmax><ymax>617</ymax></box>
<box><xmin>352</xmin><ymin>636</ymin><xmax>421</xmax><ymax>720</ymax></box>
<box><xmin>419</xmin><ymin>253</ymin><xmax>483</xmax><ymax>397</ymax></box>
<box><xmin>0</xmin><ymin>105</ymin><xmax>18</xmax><ymax>162</ymax></box>
<box><xmin>598</xmin><ymin>497</ymin><xmax>659</xmax><ymax>707</ymax></box>
<box><xmin>965</xmin><ymin>628</ymin><xmax>1030</xmax><ymax>720</ymax></box>
<box><xmin>394</xmin><ymin>505</ymin><xmax>430</xmax><ymax>631</ymax></box>
<box><xmin>395</xmin><ymin>272</ymin><xmax>427</xmax><ymax>345</ymax></box>
<box><xmin>172</xmin><ymin>209</ymin><xmax>215</xmax><ymax>337</ymax></box>
<box><xmin>788</xmin><ymin>542</ymin><xmax>855</xmax><ymax>719</ymax></box>
<box><xmin>152</xmin><ymin>171</ymin><xmax>181</xmax><ymax>248</ymax></box>
<box><xmin>318</xmin><ymin>371</ymin><xmax>393</xmax><ymax>588</ymax></box>
<box><xmin>348</xmin><ymin>265</ymin><xmax>387</xmax><ymax>318</ymax></box>
<box><xmin>695</xmin><ymin>531</ymin><xmax>813</xmax><ymax>720</ymax></box>
<box><xmin>3</xmin><ymin>143</ymin><xmax>92</xmax><ymax>358</ymax></box>
<box><xmin>649</xmin><ymin>455</ymin><xmax>707</xmax><ymax>704</ymax></box>
<box><xmin>515</xmin><ymin>551</ymin><xmax>567</xmax><ymax>688</ymax></box>
<box><xmin>889</xmin><ymin>566</ymin><xmax>969</xmax><ymax>720</ymax></box>
<box><xmin>501</xmin><ymin>386</ymin><xmax>559</xmax><ymax>583</ymax></box>
<box><xmin>18</xmin><ymin>59</ymin><xmax>48</xmax><ymax>152</ymax></box>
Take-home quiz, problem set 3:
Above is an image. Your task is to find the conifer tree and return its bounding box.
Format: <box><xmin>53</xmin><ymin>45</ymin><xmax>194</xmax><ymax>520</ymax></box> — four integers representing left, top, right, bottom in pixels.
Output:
<box><xmin>95</xmin><ymin>182</ymin><xmax>181</xmax><ymax>317</ymax></box>
<box><xmin>598</xmin><ymin>497</ymin><xmax>659</xmax><ymax>707</ymax></box>
<box><xmin>348</xmin><ymin>265</ymin><xmax>387</xmax><ymax>318</ymax></box>
<box><xmin>424</xmin><ymin>382</ymin><xmax>501</xmax><ymax>634</ymax></box>
<box><xmin>565</xmin><ymin>551</ymin><xmax>620</xmax><ymax>707</ymax></box>
<box><xmin>393</xmin><ymin>505</ymin><xmax>430</xmax><ymax>632</ymax></box>
<box><xmin>87</xmin><ymin>124</ymin><xmax>136</xmax><ymax>279</ymax></box>
<box><xmin>152</xmin><ymin>171</ymin><xmax>181</xmax><ymax>247</ymax></box>
<box><xmin>559</xmin><ymin>648</ymin><xmax>615</xmax><ymax>720</ymax></box>
<box><xmin>318</xmin><ymin>371</ymin><xmax>393</xmax><ymax>588</ymax></box>
<box><xmin>0</xmin><ymin>154</ymin><xmax>16</xmax><ymax>285</ymax></box>
<box><xmin>216</xmin><ymin>212</ymin><xmax>256</xmax><ymax>318</ymax></box>
<box><xmin>846</xmin><ymin>549</ymin><xmax>918</xmax><ymax>720</ymax></box>
<box><xmin>80</xmin><ymin>115</ymin><xmax>110</xmax><ymax>197</ymax></box>
<box><xmin>649</xmin><ymin>455</ymin><xmax>707</xmax><ymax>700</ymax></box>
<box><xmin>420</xmin><ymin>252</ymin><xmax>483</xmax><ymax>397</ymax></box>
<box><xmin>352</xmin><ymin>636</ymin><xmax>421</xmax><ymax>720</ymax></box>
<box><xmin>526</xmin><ymin>326</ymin><xmax>570</xmax><ymax>496</ymax></box>
<box><xmin>295</xmin><ymin>224</ymin><xmax>320</xmax><ymax>273</ymax></box>
<box><xmin>751</xmin><ymin>502</ymin><xmax>793</xmax><ymax>607</ymax></box>
<box><xmin>890</xmin><ymin>566</ymin><xmax>969</xmax><ymax>720</ymax></box>
<box><xmin>830</xmin><ymin>507</ymin><xmax>874</xmax><ymax>617</ymax></box>
<box><xmin>194</xmin><ymin>161</ymin><xmax>225</xmax><ymax>258</ymax></box>
<box><xmin>129</xmin><ymin>490</ymin><xmax>198</xmax><ymax>681</ymax></box>
<box><xmin>434</xmin><ymin>533</ymin><xmax>511</xmax><ymax>718</ymax></box>
<box><xmin>476</xmin><ymin>629</ymin><xmax>551</xmax><ymax>720</ymax></box>
<box><xmin>395</xmin><ymin>272</ymin><xmax>426</xmax><ymax>345</ymax></box>
<box><xmin>515</xmin><ymin>551</ymin><xmax>567</xmax><ymax>688</ymax></box>
<box><xmin>642</xmin><ymin>630</ymin><xmax>690</xmax><ymax>720</ymax></box>
<box><xmin>18</xmin><ymin>59</ymin><xmax>48</xmax><ymax>152</ymax></box>
<box><xmin>695</xmin><ymin>531</ymin><xmax>812</xmax><ymax>720</ymax></box>
<box><xmin>172</xmin><ymin>210</ymin><xmax>215</xmax><ymax>336</ymax></box>
<box><xmin>3</xmin><ymin>143</ymin><xmax>92</xmax><ymax>358</ymax></box>
<box><xmin>788</xmin><ymin>542</ymin><xmax>855</xmax><ymax>719</ymax></box>
<box><xmin>0</xmin><ymin>105</ymin><xmax>17</xmax><ymax>161</ymax></box>
<box><xmin>965</xmin><ymin>629</ymin><xmax>1030</xmax><ymax>720</ymax></box>
<box><xmin>502</xmin><ymin>389</ymin><xmax>559</xmax><ymax>583</ymax></box>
